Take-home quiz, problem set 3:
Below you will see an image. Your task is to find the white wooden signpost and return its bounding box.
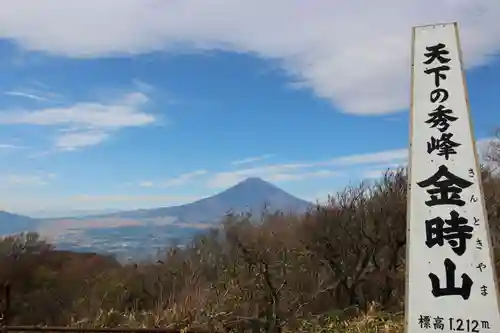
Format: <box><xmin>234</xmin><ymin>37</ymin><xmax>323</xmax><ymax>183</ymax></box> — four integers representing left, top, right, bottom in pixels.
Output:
<box><xmin>406</xmin><ymin>22</ymin><xmax>500</xmax><ymax>332</ymax></box>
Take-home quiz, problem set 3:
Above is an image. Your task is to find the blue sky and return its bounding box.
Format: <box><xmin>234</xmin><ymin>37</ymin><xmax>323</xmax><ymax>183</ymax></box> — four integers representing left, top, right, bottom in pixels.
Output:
<box><xmin>0</xmin><ymin>0</ymin><xmax>499</xmax><ymax>216</ymax></box>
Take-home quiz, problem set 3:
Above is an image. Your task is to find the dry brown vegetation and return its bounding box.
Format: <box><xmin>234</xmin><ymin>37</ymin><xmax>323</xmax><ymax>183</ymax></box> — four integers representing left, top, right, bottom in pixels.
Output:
<box><xmin>0</xmin><ymin>140</ymin><xmax>499</xmax><ymax>333</ymax></box>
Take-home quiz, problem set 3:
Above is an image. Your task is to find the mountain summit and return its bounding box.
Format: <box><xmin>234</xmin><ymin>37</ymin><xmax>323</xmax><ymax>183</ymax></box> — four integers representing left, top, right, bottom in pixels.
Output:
<box><xmin>110</xmin><ymin>177</ymin><xmax>312</xmax><ymax>222</ymax></box>
<box><xmin>0</xmin><ymin>178</ymin><xmax>313</xmax><ymax>259</ymax></box>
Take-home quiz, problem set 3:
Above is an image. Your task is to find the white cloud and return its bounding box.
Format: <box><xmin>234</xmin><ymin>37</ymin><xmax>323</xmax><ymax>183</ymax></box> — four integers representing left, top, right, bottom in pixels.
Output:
<box><xmin>138</xmin><ymin>181</ymin><xmax>155</xmax><ymax>188</ymax></box>
<box><xmin>0</xmin><ymin>143</ymin><xmax>20</xmax><ymax>150</ymax></box>
<box><xmin>327</xmin><ymin>149</ymin><xmax>408</xmax><ymax>166</ymax></box>
<box><xmin>208</xmin><ymin>163</ymin><xmax>341</xmax><ymax>188</ymax></box>
<box><xmin>71</xmin><ymin>194</ymin><xmax>199</xmax><ymax>203</ymax></box>
<box><xmin>0</xmin><ymin>1</ymin><xmax>499</xmax><ymax>114</ymax></box>
<box><xmin>4</xmin><ymin>91</ymin><xmax>49</xmax><ymax>102</ymax></box>
<box><xmin>0</xmin><ymin>194</ymin><xmax>200</xmax><ymax>216</ymax></box>
<box><xmin>54</xmin><ymin>131</ymin><xmax>110</xmax><ymax>151</ymax></box>
<box><xmin>0</xmin><ymin>91</ymin><xmax>156</xmax><ymax>151</ymax></box>
<box><xmin>209</xmin><ymin>149</ymin><xmax>410</xmax><ymax>188</ymax></box>
<box><xmin>362</xmin><ymin>164</ymin><xmax>406</xmax><ymax>180</ymax></box>
<box><xmin>219</xmin><ymin>149</ymin><xmax>409</xmax><ymax>186</ymax></box>
<box><xmin>132</xmin><ymin>79</ymin><xmax>154</xmax><ymax>93</ymax></box>
<box><xmin>231</xmin><ymin>154</ymin><xmax>274</xmax><ymax>165</ymax></box>
<box><xmin>0</xmin><ymin>172</ymin><xmax>56</xmax><ymax>186</ymax></box>
<box><xmin>265</xmin><ymin>170</ymin><xmax>339</xmax><ymax>182</ymax></box>
<box><xmin>0</xmin><ymin>92</ymin><xmax>152</xmax><ymax>127</ymax></box>
<box><xmin>210</xmin><ymin>137</ymin><xmax>496</xmax><ymax>188</ymax></box>
<box><xmin>162</xmin><ymin>170</ymin><xmax>208</xmax><ymax>187</ymax></box>
<box><xmin>138</xmin><ymin>170</ymin><xmax>208</xmax><ymax>188</ymax></box>
<box><xmin>4</xmin><ymin>85</ymin><xmax>65</xmax><ymax>104</ymax></box>
<box><xmin>360</xmin><ymin>137</ymin><xmax>496</xmax><ymax>179</ymax></box>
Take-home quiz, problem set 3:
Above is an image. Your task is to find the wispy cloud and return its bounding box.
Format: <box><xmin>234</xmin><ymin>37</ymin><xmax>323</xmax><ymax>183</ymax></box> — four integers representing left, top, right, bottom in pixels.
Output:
<box><xmin>0</xmin><ymin>193</ymin><xmax>199</xmax><ymax>217</ymax></box>
<box><xmin>4</xmin><ymin>91</ymin><xmax>49</xmax><ymax>102</ymax></box>
<box><xmin>362</xmin><ymin>164</ymin><xmax>407</xmax><ymax>180</ymax></box>
<box><xmin>54</xmin><ymin>131</ymin><xmax>110</xmax><ymax>151</ymax></box>
<box><xmin>162</xmin><ymin>170</ymin><xmax>208</xmax><ymax>187</ymax></box>
<box><xmin>132</xmin><ymin>79</ymin><xmax>154</xmax><ymax>93</ymax></box>
<box><xmin>138</xmin><ymin>170</ymin><xmax>208</xmax><ymax>188</ymax></box>
<box><xmin>0</xmin><ymin>92</ymin><xmax>152</xmax><ymax>127</ymax></box>
<box><xmin>210</xmin><ymin>147</ymin><xmax>411</xmax><ymax>188</ymax></box>
<box><xmin>0</xmin><ymin>143</ymin><xmax>23</xmax><ymax>150</ymax></box>
<box><xmin>0</xmin><ymin>92</ymin><xmax>157</xmax><ymax>151</ymax></box>
<box><xmin>70</xmin><ymin>194</ymin><xmax>199</xmax><ymax>203</ymax></box>
<box><xmin>209</xmin><ymin>137</ymin><xmax>496</xmax><ymax>188</ymax></box>
<box><xmin>208</xmin><ymin>163</ymin><xmax>341</xmax><ymax>188</ymax></box>
<box><xmin>0</xmin><ymin>1</ymin><xmax>498</xmax><ymax>114</ymax></box>
<box><xmin>0</xmin><ymin>172</ymin><xmax>56</xmax><ymax>186</ymax></box>
<box><xmin>327</xmin><ymin>149</ymin><xmax>408</xmax><ymax>166</ymax></box>
<box><xmin>265</xmin><ymin>170</ymin><xmax>340</xmax><ymax>182</ymax></box>
<box><xmin>231</xmin><ymin>154</ymin><xmax>274</xmax><ymax>165</ymax></box>
<box><xmin>4</xmin><ymin>85</ymin><xmax>64</xmax><ymax>103</ymax></box>
<box><xmin>138</xmin><ymin>181</ymin><xmax>154</xmax><ymax>188</ymax></box>
<box><xmin>359</xmin><ymin>137</ymin><xmax>496</xmax><ymax>179</ymax></box>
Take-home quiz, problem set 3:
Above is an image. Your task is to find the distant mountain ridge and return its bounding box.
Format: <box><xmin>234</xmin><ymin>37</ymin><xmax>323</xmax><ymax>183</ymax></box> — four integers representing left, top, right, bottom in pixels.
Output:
<box><xmin>104</xmin><ymin>177</ymin><xmax>313</xmax><ymax>222</ymax></box>
<box><xmin>0</xmin><ymin>178</ymin><xmax>313</xmax><ymax>259</ymax></box>
<box><xmin>0</xmin><ymin>211</ymin><xmax>39</xmax><ymax>234</ymax></box>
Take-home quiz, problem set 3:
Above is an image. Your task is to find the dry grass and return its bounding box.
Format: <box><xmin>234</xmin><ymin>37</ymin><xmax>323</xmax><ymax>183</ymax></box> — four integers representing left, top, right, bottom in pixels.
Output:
<box><xmin>65</xmin><ymin>303</ymin><xmax>404</xmax><ymax>332</ymax></box>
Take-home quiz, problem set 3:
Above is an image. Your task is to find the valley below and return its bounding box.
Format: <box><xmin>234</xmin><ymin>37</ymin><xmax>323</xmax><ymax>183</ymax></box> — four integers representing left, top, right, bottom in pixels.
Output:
<box><xmin>1</xmin><ymin>177</ymin><xmax>313</xmax><ymax>261</ymax></box>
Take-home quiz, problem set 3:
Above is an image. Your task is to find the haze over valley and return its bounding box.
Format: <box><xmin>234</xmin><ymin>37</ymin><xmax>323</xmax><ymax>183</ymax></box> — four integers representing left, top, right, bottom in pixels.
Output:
<box><xmin>0</xmin><ymin>177</ymin><xmax>312</xmax><ymax>260</ymax></box>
